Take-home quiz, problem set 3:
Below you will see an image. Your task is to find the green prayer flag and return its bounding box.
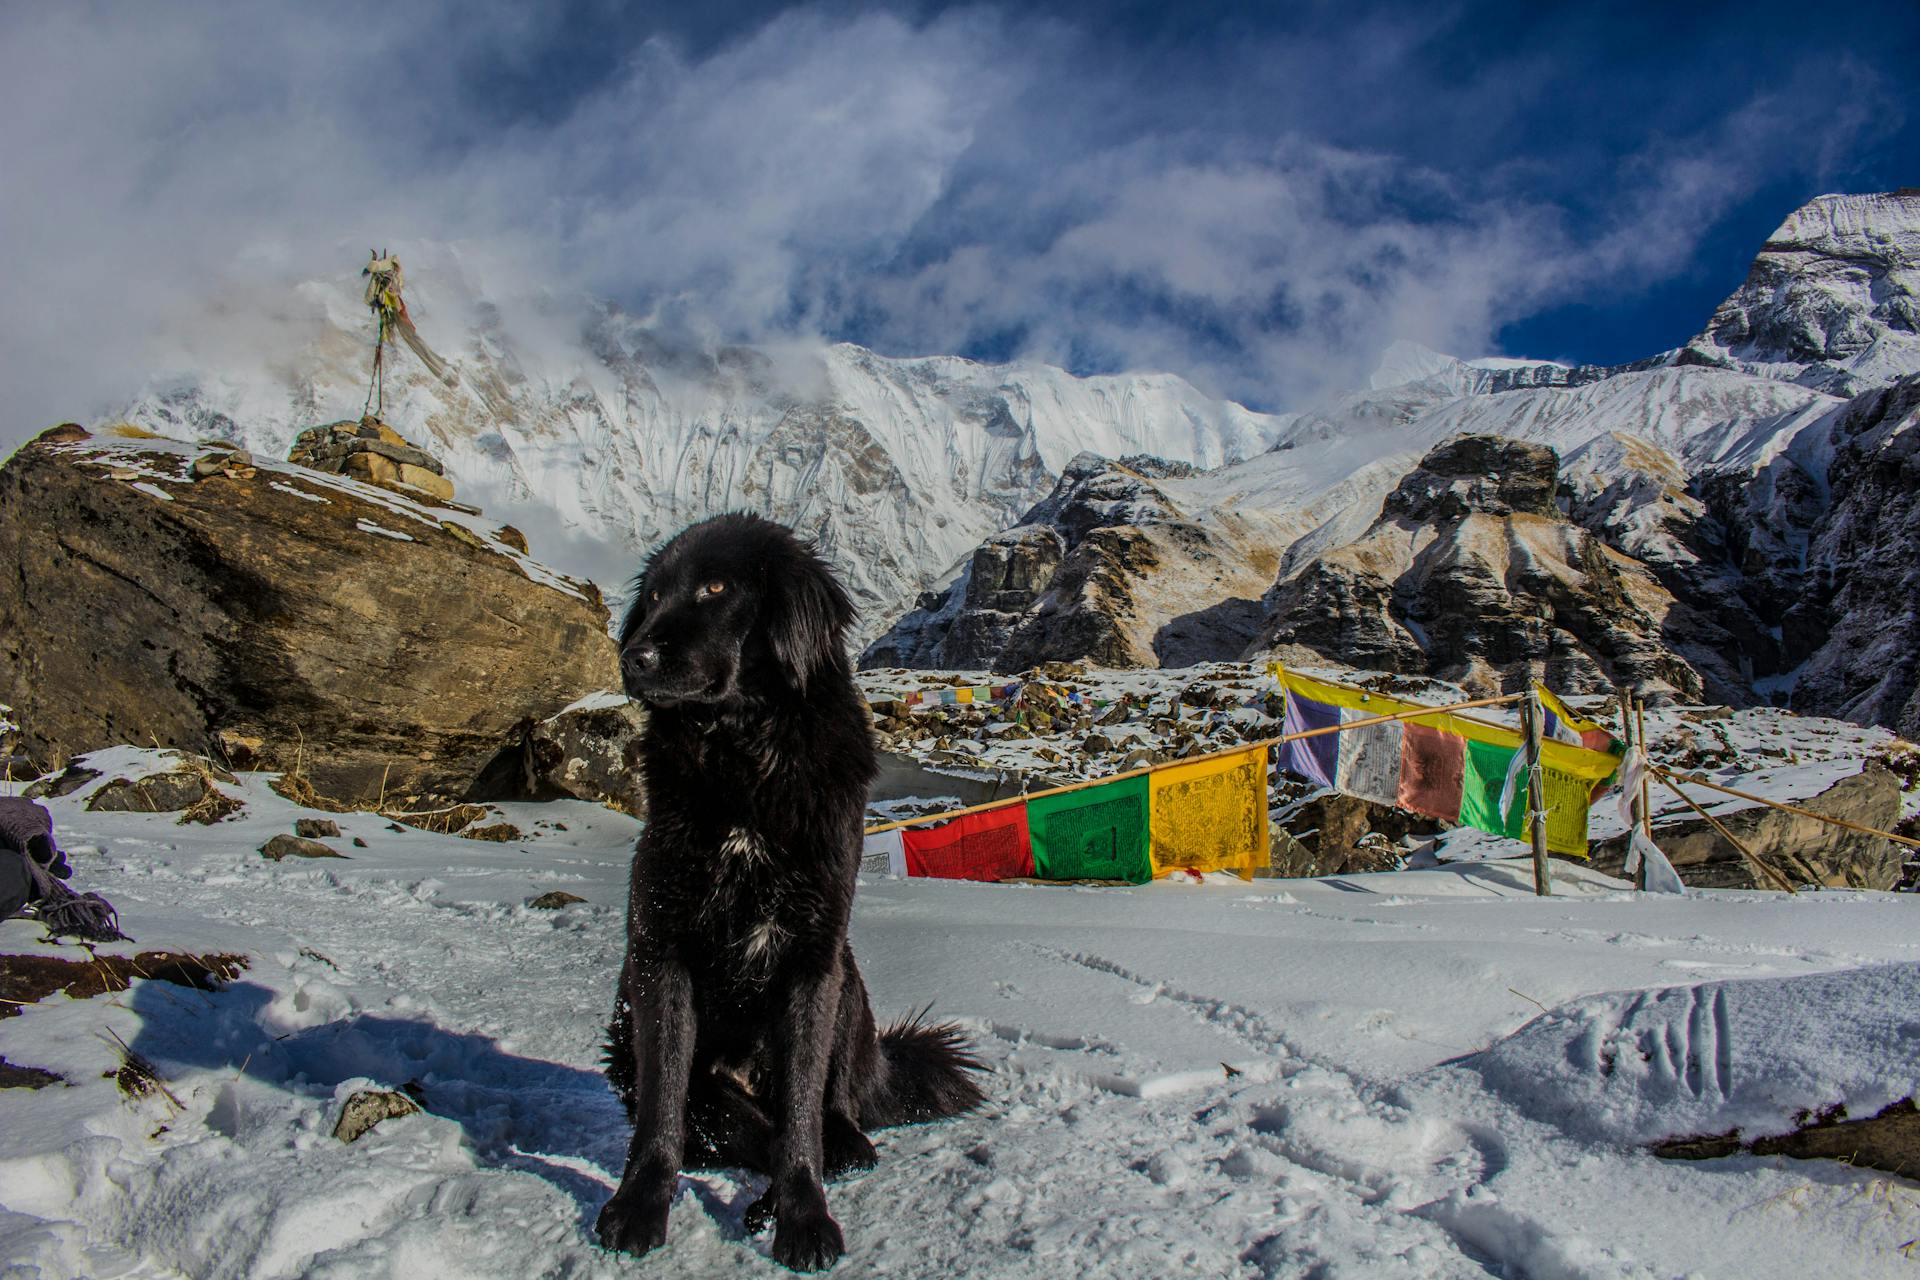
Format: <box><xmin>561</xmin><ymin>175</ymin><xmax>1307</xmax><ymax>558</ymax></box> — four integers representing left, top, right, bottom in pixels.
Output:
<box><xmin>1458</xmin><ymin>738</ymin><xmax>1525</xmax><ymax>840</ymax></box>
<box><xmin>1028</xmin><ymin>774</ymin><xmax>1152</xmax><ymax>883</ymax></box>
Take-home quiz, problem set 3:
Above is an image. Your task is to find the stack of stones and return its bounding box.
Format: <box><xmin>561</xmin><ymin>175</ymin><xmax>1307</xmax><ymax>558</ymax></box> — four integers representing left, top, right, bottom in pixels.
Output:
<box><xmin>288</xmin><ymin>417</ymin><xmax>458</xmax><ymax>505</ymax></box>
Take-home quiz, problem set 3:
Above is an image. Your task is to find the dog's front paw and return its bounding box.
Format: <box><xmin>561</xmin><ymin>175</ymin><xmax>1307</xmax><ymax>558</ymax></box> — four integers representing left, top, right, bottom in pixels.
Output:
<box><xmin>595</xmin><ymin>1182</ymin><xmax>673</xmax><ymax>1256</ymax></box>
<box><xmin>771</xmin><ymin>1205</ymin><xmax>844</xmax><ymax>1272</ymax></box>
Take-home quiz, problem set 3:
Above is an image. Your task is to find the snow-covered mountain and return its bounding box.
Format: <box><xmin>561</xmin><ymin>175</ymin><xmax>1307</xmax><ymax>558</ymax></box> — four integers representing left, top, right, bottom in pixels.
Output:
<box><xmin>118</xmin><ymin>267</ymin><xmax>1283</xmax><ymax>636</ymax></box>
<box><xmin>114</xmin><ymin>190</ymin><xmax>1920</xmax><ymax>729</ymax></box>
<box><xmin>864</xmin><ymin>191</ymin><xmax>1920</xmax><ymax>733</ymax></box>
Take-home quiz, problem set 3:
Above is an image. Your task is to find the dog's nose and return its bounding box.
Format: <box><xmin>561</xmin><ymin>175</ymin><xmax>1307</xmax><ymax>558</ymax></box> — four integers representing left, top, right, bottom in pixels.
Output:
<box><xmin>622</xmin><ymin>642</ymin><xmax>660</xmax><ymax>681</ymax></box>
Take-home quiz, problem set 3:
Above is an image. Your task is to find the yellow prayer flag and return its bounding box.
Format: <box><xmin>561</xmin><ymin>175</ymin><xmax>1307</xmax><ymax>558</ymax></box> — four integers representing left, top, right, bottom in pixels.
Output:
<box><xmin>1149</xmin><ymin>745</ymin><xmax>1269</xmax><ymax>878</ymax></box>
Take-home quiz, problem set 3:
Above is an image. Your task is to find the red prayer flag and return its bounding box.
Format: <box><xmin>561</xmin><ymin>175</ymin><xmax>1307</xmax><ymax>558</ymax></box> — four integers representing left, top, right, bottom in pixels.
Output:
<box><xmin>901</xmin><ymin>805</ymin><xmax>1035</xmax><ymax>881</ymax></box>
<box><xmin>1397</xmin><ymin>721</ymin><xmax>1465</xmax><ymax>821</ymax></box>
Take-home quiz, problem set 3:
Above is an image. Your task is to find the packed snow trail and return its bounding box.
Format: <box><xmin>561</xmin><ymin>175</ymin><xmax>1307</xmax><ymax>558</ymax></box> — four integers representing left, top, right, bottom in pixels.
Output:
<box><xmin>1</xmin><ymin>759</ymin><xmax>1916</xmax><ymax>1277</ymax></box>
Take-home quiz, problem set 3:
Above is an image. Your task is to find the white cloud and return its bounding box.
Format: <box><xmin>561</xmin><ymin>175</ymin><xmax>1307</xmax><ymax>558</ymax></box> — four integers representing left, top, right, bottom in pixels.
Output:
<box><xmin>0</xmin><ymin>3</ymin><xmax>1900</xmax><ymax>452</ymax></box>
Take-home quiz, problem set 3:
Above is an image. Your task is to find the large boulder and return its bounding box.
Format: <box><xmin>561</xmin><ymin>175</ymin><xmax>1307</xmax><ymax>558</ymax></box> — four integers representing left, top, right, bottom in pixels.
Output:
<box><xmin>0</xmin><ymin>428</ymin><xmax>618</xmax><ymax>805</ymax></box>
<box><xmin>1588</xmin><ymin>765</ymin><xmax>1905</xmax><ymax>890</ymax></box>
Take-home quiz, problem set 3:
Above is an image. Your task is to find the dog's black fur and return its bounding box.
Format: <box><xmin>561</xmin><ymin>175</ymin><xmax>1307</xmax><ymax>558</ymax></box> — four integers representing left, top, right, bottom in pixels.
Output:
<box><xmin>595</xmin><ymin>513</ymin><xmax>984</xmax><ymax>1271</ymax></box>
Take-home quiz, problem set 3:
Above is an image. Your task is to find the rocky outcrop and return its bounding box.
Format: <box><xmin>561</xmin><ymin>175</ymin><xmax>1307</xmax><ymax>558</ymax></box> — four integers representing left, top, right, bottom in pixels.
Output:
<box><xmin>1785</xmin><ymin>375</ymin><xmax>1920</xmax><ymax>737</ymax></box>
<box><xmin>1248</xmin><ymin>436</ymin><xmax>1738</xmax><ymax>701</ymax></box>
<box><xmin>862</xmin><ymin>454</ymin><xmax>1275</xmax><ymax>672</ymax></box>
<box><xmin>0</xmin><ymin>429</ymin><xmax>618</xmax><ymax>806</ymax></box>
<box><xmin>1682</xmin><ymin>190</ymin><xmax>1920</xmax><ymax>396</ymax></box>
<box><xmin>1588</xmin><ymin>766</ymin><xmax>1905</xmax><ymax>891</ymax></box>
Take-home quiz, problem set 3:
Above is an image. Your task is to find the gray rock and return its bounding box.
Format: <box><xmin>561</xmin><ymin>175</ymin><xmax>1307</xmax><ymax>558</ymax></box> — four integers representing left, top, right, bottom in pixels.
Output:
<box><xmin>528</xmin><ymin>891</ymin><xmax>586</xmax><ymax>909</ymax></box>
<box><xmin>294</xmin><ymin>818</ymin><xmax>341</xmax><ymax>839</ymax></box>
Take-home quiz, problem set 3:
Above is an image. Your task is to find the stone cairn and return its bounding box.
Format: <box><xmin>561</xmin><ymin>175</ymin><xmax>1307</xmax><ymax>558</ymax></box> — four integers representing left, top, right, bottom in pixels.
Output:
<box><xmin>288</xmin><ymin>417</ymin><xmax>463</xmax><ymax>507</ymax></box>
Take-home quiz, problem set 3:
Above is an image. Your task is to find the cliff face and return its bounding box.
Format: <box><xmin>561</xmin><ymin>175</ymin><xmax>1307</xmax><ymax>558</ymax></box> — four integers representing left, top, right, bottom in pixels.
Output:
<box><xmin>0</xmin><ymin>428</ymin><xmax>618</xmax><ymax>804</ymax></box>
<box><xmin>1787</xmin><ymin>375</ymin><xmax>1920</xmax><ymax>737</ymax></box>
<box><xmin>1247</xmin><ymin>436</ymin><xmax>1738</xmax><ymax>699</ymax></box>
<box><xmin>862</xmin><ymin>454</ymin><xmax>1276</xmax><ymax>673</ymax></box>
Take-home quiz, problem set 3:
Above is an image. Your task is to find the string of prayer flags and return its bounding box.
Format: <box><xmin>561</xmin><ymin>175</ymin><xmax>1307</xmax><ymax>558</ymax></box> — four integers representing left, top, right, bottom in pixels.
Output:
<box><xmin>1268</xmin><ymin>665</ymin><xmax>1620</xmax><ymax>857</ymax></box>
<box><xmin>877</xmin><ymin>743</ymin><xmax>1271</xmax><ymax>883</ymax></box>
<box><xmin>875</xmin><ymin>681</ymin><xmax>1025</xmax><ymax>713</ymax></box>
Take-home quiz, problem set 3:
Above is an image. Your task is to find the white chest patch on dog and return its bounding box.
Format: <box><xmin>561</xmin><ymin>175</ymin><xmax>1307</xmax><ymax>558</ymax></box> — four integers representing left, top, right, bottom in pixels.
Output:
<box><xmin>720</xmin><ymin>827</ymin><xmax>770</xmax><ymax>864</ymax></box>
<box><xmin>742</xmin><ymin>918</ymin><xmax>788</xmax><ymax>965</ymax></box>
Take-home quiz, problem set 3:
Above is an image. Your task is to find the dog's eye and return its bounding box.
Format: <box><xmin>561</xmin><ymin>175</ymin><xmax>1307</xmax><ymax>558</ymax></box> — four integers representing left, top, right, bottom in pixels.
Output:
<box><xmin>649</xmin><ymin>590</ymin><xmax>660</xmax><ymax>603</ymax></box>
<box><xmin>703</xmin><ymin>581</ymin><xmax>726</xmax><ymax>596</ymax></box>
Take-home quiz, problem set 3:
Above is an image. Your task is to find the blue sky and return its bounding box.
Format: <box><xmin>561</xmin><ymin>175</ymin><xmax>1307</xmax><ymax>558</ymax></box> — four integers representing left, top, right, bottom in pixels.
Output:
<box><xmin>2</xmin><ymin>0</ymin><xmax>1915</xmax><ymax>429</ymax></box>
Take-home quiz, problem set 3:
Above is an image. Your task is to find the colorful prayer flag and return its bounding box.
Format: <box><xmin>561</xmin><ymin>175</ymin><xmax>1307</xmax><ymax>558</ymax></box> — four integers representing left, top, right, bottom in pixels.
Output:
<box><xmin>1458</xmin><ymin>738</ymin><xmax>1526</xmax><ymax>840</ymax></box>
<box><xmin>901</xmin><ymin>806</ymin><xmax>1034</xmax><ymax>881</ymax></box>
<box><xmin>1537</xmin><ymin>684</ymin><xmax>1616</xmax><ymax>753</ymax></box>
<box><xmin>1335</xmin><ymin>709</ymin><xmax>1405</xmax><ymax>807</ymax></box>
<box><xmin>1275</xmin><ymin>681</ymin><xmax>1340</xmax><ymax>787</ymax></box>
<box><xmin>1397</xmin><ymin>721</ymin><xmax>1465</xmax><ymax>821</ymax></box>
<box><xmin>1149</xmin><ymin>746</ymin><xmax>1269</xmax><ymax>877</ymax></box>
<box><xmin>1028</xmin><ymin>774</ymin><xmax>1152</xmax><ymax>883</ymax></box>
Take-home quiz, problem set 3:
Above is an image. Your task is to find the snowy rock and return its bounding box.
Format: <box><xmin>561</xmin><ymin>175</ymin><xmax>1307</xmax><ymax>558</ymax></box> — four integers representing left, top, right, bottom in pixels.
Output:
<box><xmin>260</xmin><ymin>834</ymin><xmax>346</xmax><ymax>861</ymax></box>
<box><xmin>1682</xmin><ymin>190</ymin><xmax>1920</xmax><ymax>395</ymax></box>
<box><xmin>1475</xmin><ymin>964</ymin><xmax>1920</xmax><ymax>1152</ymax></box>
<box><xmin>1588</xmin><ymin>765</ymin><xmax>1905</xmax><ymax>891</ymax></box>
<box><xmin>1784</xmin><ymin>374</ymin><xmax>1920</xmax><ymax>737</ymax></box>
<box><xmin>331</xmin><ymin>1087</ymin><xmax>421</xmax><ymax>1143</ymax></box>
<box><xmin>0</xmin><ymin>431</ymin><xmax>619</xmax><ymax>806</ymax></box>
<box><xmin>863</xmin><ymin>454</ymin><xmax>1276</xmax><ymax>671</ymax></box>
<box><xmin>1248</xmin><ymin>435</ymin><xmax>1734</xmax><ymax>701</ymax></box>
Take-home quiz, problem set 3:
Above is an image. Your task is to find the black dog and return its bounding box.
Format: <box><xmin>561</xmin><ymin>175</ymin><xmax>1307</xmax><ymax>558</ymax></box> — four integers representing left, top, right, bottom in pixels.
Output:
<box><xmin>596</xmin><ymin>513</ymin><xmax>984</xmax><ymax>1271</ymax></box>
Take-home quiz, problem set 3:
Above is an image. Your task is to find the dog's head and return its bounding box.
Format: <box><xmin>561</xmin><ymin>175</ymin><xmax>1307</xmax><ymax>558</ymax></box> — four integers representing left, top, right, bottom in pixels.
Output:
<box><xmin>618</xmin><ymin>513</ymin><xmax>857</xmax><ymax>707</ymax></box>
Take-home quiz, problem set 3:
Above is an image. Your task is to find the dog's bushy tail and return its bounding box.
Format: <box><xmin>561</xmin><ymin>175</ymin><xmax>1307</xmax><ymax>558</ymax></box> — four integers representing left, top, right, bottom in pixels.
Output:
<box><xmin>860</xmin><ymin>1007</ymin><xmax>987</xmax><ymax>1130</ymax></box>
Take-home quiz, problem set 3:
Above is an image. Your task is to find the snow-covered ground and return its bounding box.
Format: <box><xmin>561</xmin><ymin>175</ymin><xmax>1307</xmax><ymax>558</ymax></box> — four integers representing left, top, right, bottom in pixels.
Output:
<box><xmin>2</xmin><ymin>755</ymin><xmax>1917</xmax><ymax>1278</ymax></box>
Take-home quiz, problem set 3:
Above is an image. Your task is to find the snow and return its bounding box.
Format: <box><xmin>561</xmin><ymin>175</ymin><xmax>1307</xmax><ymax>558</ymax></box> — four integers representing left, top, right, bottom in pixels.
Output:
<box><xmin>2</xmin><ymin>749</ymin><xmax>1916</xmax><ymax>1278</ymax></box>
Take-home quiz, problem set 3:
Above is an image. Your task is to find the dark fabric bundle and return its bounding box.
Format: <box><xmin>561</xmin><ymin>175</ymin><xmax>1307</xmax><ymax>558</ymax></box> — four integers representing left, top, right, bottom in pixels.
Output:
<box><xmin>0</xmin><ymin>796</ymin><xmax>125</xmax><ymax>941</ymax></box>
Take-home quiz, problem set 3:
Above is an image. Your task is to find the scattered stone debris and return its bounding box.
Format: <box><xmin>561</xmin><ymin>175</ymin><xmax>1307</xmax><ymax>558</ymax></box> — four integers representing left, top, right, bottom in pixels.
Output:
<box><xmin>333</xmin><ymin>1088</ymin><xmax>421</xmax><ymax>1143</ymax></box>
<box><xmin>289</xmin><ymin>417</ymin><xmax>455</xmax><ymax>503</ymax></box>
<box><xmin>190</xmin><ymin>447</ymin><xmax>256</xmax><ymax>482</ymax></box>
<box><xmin>462</xmin><ymin>822</ymin><xmax>522</xmax><ymax>843</ymax></box>
<box><xmin>259</xmin><ymin>834</ymin><xmax>346</xmax><ymax>861</ymax></box>
<box><xmin>294</xmin><ymin>818</ymin><xmax>342</xmax><ymax>839</ymax></box>
<box><xmin>528</xmin><ymin>890</ymin><xmax>585</xmax><ymax>909</ymax></box>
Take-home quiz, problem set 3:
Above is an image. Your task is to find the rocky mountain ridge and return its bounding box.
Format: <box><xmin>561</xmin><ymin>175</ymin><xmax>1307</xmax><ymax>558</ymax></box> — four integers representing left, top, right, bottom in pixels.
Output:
<box><xmin>866</xmin><ymin>191</ymin><xmax>1920</xmax><ymax>736</ymax></box>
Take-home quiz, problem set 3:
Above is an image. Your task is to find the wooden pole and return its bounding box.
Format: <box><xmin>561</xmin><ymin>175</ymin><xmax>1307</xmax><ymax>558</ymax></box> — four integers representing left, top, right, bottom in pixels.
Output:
<box><xmin>1522</xmin><ymin>688</ymin><xmax>1551</xmax><ymax>896</ymax></box>
<box><xmin>1648</xmin><ymin>766</ymin><xmax>1799</xmax><ymax>894</ymax></box>
<box><xmin>1659</xmin><ymin>768</ymin><xmax>1920</xmax><ymax>851</ymax></box>
<box><xmin>863</xmin><ymin>690</ymin><xmax>1526</xmax><ymax>836</ymax></box>
<box><xmin>1633</xmin><ymin>697</ymin><xmax>1653</xmax><ymax>891</ymax></box>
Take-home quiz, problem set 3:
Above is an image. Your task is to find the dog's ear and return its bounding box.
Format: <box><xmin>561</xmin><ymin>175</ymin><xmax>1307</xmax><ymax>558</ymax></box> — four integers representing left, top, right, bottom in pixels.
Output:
<box><xmin>766</xmin><ymin>552</ymin><xmax>856</xmax><ymax>693</ymax></box>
